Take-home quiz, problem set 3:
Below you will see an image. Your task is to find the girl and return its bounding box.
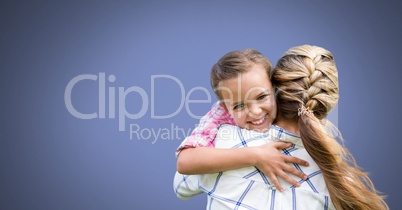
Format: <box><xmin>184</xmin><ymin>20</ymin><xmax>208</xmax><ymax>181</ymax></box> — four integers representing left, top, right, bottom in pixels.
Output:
<box><xmin>176</xmin><ymin>49</ymin><xmax>309</xmax><ymax>192</ymax></box>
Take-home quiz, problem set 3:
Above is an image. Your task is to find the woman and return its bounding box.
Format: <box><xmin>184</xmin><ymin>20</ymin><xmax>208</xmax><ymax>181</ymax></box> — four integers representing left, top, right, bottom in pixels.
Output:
<box><xmin>174</xmin><ymin>45</ymin><xmax>388</xmax><ymax>210</ymax></box>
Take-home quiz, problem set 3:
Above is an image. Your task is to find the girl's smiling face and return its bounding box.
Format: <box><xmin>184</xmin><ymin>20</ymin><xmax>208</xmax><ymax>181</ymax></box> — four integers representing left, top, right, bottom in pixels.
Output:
<box><xmin>218</xmin><ymin>64</ymin><xmax>277</xmax><ymax>132</ymax></box>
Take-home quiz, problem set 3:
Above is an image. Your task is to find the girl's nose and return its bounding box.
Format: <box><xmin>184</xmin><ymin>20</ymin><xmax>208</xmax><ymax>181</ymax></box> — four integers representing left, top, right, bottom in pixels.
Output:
<box><xmin>247</xmin><ymin>103</ymin><xmax>262</xmax><ymax>118</ymax></box>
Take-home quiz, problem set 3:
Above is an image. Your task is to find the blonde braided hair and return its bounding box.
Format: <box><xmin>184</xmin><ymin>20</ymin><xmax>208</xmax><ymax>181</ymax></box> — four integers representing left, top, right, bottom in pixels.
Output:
<box><xmin>272</xmin><ymin>45</ymin><xmax>389</xmax><ymax>210</ymax></box>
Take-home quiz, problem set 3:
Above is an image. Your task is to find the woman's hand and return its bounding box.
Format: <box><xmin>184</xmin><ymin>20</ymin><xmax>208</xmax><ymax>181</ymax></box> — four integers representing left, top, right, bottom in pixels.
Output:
<box><xmin>252</xmin><ymin>141</ymin><xmax>309</xmax><ymax>192</ymax></box>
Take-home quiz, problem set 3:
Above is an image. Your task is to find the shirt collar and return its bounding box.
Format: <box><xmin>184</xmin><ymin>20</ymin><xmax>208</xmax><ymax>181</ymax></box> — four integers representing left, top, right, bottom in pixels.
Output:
<box><xmin>268</xmin><ymin>125</ymin><xmax>304</xmax><ymax>148</ymax></box>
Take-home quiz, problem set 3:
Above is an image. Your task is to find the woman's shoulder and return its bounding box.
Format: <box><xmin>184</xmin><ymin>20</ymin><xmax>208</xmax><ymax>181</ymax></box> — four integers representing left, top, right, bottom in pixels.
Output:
<box><xmin>216</xmin><ymin>124</ymin><xmax>302</xmax><ymax>148</ymax></box>
<box><xmin>215</xmin><ymin>125</ymin><xmax>271</xmax><ymax>148</ymax></box>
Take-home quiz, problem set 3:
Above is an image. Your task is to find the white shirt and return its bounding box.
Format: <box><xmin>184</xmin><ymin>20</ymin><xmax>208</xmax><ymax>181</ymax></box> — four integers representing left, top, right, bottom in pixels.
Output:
<box><xmin>174</xmin><ymin>125</ymin><xmax>335</xmax><ymax>210</ymax></box>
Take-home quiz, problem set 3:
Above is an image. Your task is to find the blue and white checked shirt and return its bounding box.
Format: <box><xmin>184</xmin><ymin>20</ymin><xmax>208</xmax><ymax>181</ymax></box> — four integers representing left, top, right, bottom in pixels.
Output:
<box><xmin>174</xmin><ymin>125</ymin><xmax>335</xmax><ymax>210</ymax></box>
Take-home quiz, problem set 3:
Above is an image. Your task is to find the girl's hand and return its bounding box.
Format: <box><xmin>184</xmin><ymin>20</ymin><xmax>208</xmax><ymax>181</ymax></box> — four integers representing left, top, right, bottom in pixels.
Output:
<box><xmin>253</xmin><ymin>142</ymin><xmax>309</xmax><ymax>192</ymax></box>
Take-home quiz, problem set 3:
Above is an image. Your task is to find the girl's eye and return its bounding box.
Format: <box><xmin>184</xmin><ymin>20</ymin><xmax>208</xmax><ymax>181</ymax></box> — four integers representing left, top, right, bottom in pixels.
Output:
<box><xmin>233</xmin><ymin>104</ymin><xmax>244</xmax><ymax>110</ymax></box>
<box><xmin>257</xmin><ymin>94</ymin><xmax>268</xmax><ymax>100</ymax></box>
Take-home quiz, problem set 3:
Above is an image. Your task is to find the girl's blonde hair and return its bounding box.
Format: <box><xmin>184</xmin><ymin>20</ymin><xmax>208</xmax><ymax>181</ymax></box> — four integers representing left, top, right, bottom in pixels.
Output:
<box><xmin>210</xmin><ymin>49</ymin><xmax>272</xmax><ymax>101</ymax></box>
<box><xmin>272</xmin><ymin>45</ymin><xmax>389</xmax><ymax>210</ymax></box>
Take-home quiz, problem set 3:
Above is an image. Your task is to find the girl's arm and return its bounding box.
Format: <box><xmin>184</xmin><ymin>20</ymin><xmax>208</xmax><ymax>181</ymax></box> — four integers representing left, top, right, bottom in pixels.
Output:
<box><xmin>177</xmin><ymin>142</ymin><xmax>308</xmax><ymax>192</ymax></box>
<box><xmin>176</xmin><ymin>102</ymin><xmax>308</xmax><ymax>192</ymax></box>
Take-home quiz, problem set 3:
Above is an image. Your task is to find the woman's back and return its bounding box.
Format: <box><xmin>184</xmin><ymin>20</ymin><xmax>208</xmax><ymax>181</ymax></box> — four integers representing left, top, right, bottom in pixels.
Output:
<box><xmin>197</xmin><ymin>124</ymin><xmax>335</xmax><ymax>210</ymax></box>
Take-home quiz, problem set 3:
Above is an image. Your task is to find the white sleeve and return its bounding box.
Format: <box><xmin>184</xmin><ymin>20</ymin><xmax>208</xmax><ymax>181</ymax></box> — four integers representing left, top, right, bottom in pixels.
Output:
<box><xmin>173</xmin><ymin>171</ymin><xmax>203</xmax><ymax>200</ymax></box>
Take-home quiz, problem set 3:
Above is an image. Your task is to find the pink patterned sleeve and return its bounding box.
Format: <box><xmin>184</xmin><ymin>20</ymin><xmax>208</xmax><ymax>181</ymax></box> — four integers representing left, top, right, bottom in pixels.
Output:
<box><xmin>175</xmin><ymin>102</ymin><xmax>236</xmax><ymax>157</ymax></box>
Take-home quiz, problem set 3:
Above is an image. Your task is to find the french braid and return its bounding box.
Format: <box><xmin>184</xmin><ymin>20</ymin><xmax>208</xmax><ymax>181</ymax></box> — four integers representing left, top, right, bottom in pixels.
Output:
<box><xmin>272</xmin><ymin>45</ymin><xmax>389</xmax><ymax>210</ymax></box>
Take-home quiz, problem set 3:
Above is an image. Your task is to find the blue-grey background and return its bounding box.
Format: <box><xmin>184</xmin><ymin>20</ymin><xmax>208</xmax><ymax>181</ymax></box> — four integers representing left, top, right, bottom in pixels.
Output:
<box><xmin>1</xmin><ymin>0</ymin><xmax>401</xmax><ymax>209</ymax></box>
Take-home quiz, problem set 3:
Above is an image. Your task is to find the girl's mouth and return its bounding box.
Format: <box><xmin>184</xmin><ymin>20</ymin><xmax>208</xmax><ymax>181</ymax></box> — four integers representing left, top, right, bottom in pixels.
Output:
<box><xmin>249</xmin><ymin>114</ymin><xmax>268</xmax><ymax>126</ymax></box>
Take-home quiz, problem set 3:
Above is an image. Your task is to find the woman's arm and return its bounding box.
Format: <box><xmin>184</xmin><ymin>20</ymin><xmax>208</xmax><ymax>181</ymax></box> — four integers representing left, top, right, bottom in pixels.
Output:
<box><xmin>173</xmin><ymin>172</ymin><xmax>203</xmax><ymax>200</ymax></box>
